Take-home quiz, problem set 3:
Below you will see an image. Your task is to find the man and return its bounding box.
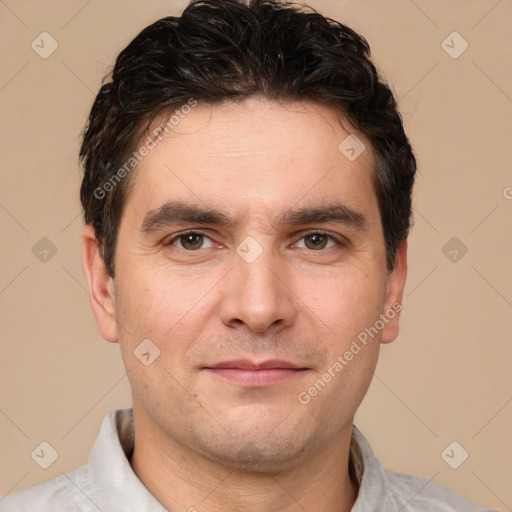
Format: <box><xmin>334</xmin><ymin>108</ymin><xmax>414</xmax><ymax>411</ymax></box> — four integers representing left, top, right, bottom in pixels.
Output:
<box><xmin>0</xmin><ymin>0</ymin><xmax>495</xmax><ymax>510</ymax></box>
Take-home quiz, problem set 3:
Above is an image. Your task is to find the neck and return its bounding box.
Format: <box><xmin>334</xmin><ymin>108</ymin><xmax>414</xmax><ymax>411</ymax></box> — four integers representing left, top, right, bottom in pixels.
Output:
<box><xmin>129</xmin><ymin>408</ymin><xmax>358</xmax><ymax>512</ymax></box>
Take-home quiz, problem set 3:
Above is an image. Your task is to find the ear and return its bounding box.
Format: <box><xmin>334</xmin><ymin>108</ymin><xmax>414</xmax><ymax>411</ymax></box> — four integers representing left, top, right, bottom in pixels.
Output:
<box><xmin>81</xmin><ymin>224</ymin><xmax>118</xmax><ymax>343</ymax></box>
<box><xmin>380</xmin><ymin>239</ymin><xmax>407</xmax><ymax>344</ymax></box>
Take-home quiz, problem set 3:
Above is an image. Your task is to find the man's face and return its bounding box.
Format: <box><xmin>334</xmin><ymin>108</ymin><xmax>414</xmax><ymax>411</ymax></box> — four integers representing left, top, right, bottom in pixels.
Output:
<box><xmin>85</xmin><ymin>97</ymin><xmax>406</xmax><ymax>471</ymax></box>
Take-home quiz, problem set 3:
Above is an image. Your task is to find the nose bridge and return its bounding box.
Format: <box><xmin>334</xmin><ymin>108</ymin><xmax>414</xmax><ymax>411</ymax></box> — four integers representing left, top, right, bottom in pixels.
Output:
<box><xmin>220</xmin><ymin>236</ymin><xmax>296</xmax><ymax>333</ymax></box>
<box><xmin>238</xmin><ymin>244</ymin><xmax>281</xmax><ymax>297</ymax></box>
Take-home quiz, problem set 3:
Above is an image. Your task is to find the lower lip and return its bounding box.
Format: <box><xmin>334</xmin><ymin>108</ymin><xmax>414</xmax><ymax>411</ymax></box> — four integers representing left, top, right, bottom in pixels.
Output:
<box><xmin>206</xmin><ymin>368</ymin><xmax>306</xmax><ymax>386</ymax></box>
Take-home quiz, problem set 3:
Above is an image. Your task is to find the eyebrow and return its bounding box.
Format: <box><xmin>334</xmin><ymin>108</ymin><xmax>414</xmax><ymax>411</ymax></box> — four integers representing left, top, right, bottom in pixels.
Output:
<box><xmin>281</xmin><ymin>203</ymin><xmax>366</xmax><ymax>231</ymax></box>
<box><xmin>140</xmin><ymin>200</ymin><xmax>367</xmax><ymax>233</ymax></box>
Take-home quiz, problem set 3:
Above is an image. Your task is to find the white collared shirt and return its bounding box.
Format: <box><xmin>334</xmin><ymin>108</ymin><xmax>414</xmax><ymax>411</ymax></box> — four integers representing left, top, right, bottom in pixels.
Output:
<box><xmin>0</xmin><ymin>408</ymin><xmax>494</xmax><ymax>511</ymax></box>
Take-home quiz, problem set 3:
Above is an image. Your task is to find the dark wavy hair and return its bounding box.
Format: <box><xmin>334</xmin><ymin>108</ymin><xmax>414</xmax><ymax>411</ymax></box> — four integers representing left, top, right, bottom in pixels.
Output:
<box><xmin>80</xmin><ymin>0</ymin><xmax>416</xmax><ymax>277</ymax></box>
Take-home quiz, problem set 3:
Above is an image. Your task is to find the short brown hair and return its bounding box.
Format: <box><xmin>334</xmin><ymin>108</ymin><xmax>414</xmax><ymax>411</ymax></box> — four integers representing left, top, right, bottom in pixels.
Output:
<box><xmin>80</xmin><ymin>0</ymin><xmax>416</xmax><ymax>277</ymax></box>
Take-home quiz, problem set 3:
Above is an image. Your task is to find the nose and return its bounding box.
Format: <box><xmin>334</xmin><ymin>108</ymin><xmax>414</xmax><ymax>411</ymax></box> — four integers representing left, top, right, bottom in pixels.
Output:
<box><xmin>219</xmin><ymin>245</ymin><xmax>297</xmax><ymax>334</ymax></box>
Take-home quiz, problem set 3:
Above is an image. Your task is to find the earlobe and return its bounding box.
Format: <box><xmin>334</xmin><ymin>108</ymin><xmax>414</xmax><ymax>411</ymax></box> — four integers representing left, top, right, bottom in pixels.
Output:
<box><xmin>81</xmin><ymin>225</ymin><xmax>118</xmax><ymax>343</ymax></box>
<box><xmin>380</xmin><ymin>239</ymin><xmax>408</xmax><ymax>344</ymax></box>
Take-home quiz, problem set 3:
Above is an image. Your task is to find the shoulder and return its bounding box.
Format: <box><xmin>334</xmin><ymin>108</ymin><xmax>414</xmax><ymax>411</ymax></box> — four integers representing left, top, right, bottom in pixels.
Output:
<box><xmin>385</xmin><ymin>469</ymin><xmax>496</xmax><ymax>512</ymax></box>
<box><xmin>351</xmin><ymin>426</ymin><xmax>495</xmax><ymax>512</ymax></box>
<box><xmin>0</xmin><ymin>466</ymin><xmax>92</xmax><ymax>512</ymax></box>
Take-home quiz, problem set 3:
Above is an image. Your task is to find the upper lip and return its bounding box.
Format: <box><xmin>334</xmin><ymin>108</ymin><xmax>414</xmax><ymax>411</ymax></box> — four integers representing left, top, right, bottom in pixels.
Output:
<box><xmin>206</xmin><ymin>359</ymin><xmax>304</xmax><ymax>370</ymax></box>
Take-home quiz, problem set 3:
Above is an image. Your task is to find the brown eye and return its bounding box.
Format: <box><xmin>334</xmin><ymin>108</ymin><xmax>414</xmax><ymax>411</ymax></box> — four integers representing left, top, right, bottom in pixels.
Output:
<box><xmin>179</xmin><ymin>233</ymin><xmax>204</xmax><ymax>250</ymax></box>
<box><xmin>304</xmin><ymin>233</ymin><xmax>329</xmax><ymax>250</ymax></box>
<box><xmin>294</xmin><ymin>232</ymin><xmax>340</xmax><ymax>251</ymax></box>
<box><xmin>168</xmin><ymin>232</ymin><xmax>214</xmax><ymax>251</ymax></box>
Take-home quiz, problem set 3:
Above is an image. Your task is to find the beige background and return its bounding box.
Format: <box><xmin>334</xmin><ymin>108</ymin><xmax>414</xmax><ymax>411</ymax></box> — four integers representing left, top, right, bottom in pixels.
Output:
<box><xmin>1</xmin><ymin>0</ymin><xmax>511</xmax><ymax>510</ymax></box>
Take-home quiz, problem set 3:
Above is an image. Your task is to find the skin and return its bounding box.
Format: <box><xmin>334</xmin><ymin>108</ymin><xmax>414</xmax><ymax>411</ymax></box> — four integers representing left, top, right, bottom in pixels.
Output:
<box><xmin>82</xmin><ymin>97</ymin><xmax>407</xmax><ymax>512</ymax></box>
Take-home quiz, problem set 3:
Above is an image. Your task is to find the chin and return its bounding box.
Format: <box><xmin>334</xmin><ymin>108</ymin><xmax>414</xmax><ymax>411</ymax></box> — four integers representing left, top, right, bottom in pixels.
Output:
<box><xmin>203</xmin><ymin>437</ymin><xmax>311</xmax><ymax>474</ymax></box>
<box><xmin>191</xmin><ymin>417</ymin><xmax>316</xmax><ymax>474</ymax></box>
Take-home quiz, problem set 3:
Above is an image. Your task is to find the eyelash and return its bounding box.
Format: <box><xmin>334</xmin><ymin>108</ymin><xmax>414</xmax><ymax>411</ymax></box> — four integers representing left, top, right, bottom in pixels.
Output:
<box><xmin>165</xmin><ymin>230</ymin><xmax>346</xmax><ymax>252</ymax></box>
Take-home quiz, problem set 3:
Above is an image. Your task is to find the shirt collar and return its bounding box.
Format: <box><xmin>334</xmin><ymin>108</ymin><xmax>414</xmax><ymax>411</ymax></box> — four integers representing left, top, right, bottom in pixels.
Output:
<box><xmin>87</xmin><ymin>409</ymin><xmax>167</xmax><ymax>510</ymax></box>
<box><xmin>350</xmin><ymin>425</ymin><xmax>394</xmax><ymax>511</ymax></box>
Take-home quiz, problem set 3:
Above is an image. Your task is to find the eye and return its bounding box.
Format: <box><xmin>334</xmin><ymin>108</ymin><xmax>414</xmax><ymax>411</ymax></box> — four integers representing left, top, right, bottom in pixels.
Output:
<box><xmin>294</xmin><ymin>232</ymin><xmax>340</xmax><ymax>251</ymax></box>
<box><xmin>167</xmin><ymin>231</ymin><xmax>215</xmax><ymax>251</ymax></box>
<box><xmin>166</xmin><ymin>230</ymin><xmax>343</xmax><ymax>252</ymax></box>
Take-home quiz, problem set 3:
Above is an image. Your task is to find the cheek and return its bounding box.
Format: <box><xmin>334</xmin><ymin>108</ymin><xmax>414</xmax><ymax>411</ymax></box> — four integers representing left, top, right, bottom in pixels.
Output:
<box><xmin>114</xmin><ymin>267</ymin><xmax>219</xmax><ymax>354</ymax></box>
<box><xmin>113</xmin><ymin>270</ymin><xmax>212</xmax><ymax>415</ymax></box>
<box><xmin>299</xmin><ymin>266</ymin><xmax>387</xmax><ymax>342</ymax></box>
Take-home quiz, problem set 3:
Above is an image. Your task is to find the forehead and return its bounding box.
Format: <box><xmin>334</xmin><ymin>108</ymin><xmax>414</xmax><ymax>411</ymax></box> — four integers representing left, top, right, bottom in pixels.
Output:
<box><xmin>124</xmin><ymin>97</ymin><xmax>377</xmax><ymax>223</ymax></box>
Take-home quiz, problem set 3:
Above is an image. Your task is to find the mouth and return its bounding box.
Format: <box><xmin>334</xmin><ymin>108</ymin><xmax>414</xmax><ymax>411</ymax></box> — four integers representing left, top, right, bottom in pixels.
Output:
<box><xmin>203</xmin><ymin>359</ymin><xmax>309</xmax><ymax>386</ymax></box>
